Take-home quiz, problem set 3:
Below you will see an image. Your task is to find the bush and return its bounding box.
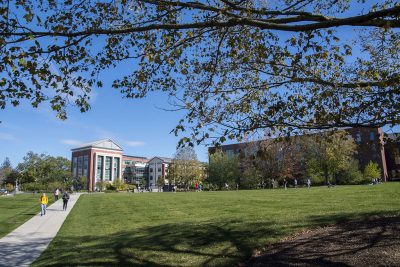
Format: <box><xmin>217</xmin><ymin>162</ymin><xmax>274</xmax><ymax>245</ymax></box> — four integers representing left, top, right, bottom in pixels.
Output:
<box><xmin>105</xmin><ymin>181</ymin><xmax>115</xmax><ymax>190</ymax></box>
<box><xmin>5</xmin><ymin>183</ymin><xmax>14</xmax><ymax>192</ymax></box>
<box><xmin>127</xmin><ymin>184</ymin><xmax>136</xmax><ymax>191</ymax></box>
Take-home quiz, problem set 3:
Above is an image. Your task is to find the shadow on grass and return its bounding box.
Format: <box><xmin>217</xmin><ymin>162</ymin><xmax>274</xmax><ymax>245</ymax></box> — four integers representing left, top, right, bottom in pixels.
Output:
<box><xmin>32</xmin><ymin>212</ymin><xmax>400</xmax><ymax>267</ymax></box>
<box><xmin>248</xmin><ymin>214</ymin><xmax>400</xmax><ymax>267</ymax></box>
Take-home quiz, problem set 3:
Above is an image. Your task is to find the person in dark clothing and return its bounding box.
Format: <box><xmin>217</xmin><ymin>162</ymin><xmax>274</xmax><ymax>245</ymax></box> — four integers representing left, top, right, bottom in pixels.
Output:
<box><xmin>62</xmin><ymin>191</ymin><xmax>70</xmax><ymax>211</ymax></box>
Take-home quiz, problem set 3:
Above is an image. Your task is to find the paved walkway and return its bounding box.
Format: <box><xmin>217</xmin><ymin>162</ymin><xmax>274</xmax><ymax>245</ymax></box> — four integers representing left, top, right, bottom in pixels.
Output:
<box><xmin>0</xmin><ymin>193</ymin><xmax>81</xmax><ymax>267</ymax></box>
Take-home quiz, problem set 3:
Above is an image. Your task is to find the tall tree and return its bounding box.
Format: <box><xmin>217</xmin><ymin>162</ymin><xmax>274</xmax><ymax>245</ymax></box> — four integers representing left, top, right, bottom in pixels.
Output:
<box><xmin>0</xmin><ymin>157</ymin><xmax>13</xmax><ymax>185</ymax></box>
<box><xmin>304</xmin><ymin>131</ymin><xmax>358</xmax><ymax>185</ymax></box>
<box><xmin>1</xmin><ymin>1</ymin><xmax>400</xmax><ymax>144</ymax></box>
<box><xmin>17</xmin><ymin>152</ymin><xmax>71</xmax><ymax>187</ymax></box>
<box><xmin>208</xmin><ymin>149</ymin><xmax>240</xmax><ymax>189</ymax></box>
<box><xmin>168</xmin><ymin>147</ymin><xmax>204</xmax><ymax>190</ymax></box>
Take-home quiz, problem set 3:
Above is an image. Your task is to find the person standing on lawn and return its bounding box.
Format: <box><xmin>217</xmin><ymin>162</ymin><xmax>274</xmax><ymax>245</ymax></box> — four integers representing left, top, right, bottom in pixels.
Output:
<box><xmin>39</xmin><ymin>193</ymin><xmax>48</xmax><ymax>216</ymax></box>
<box><xmin>54</xmin><ymin>188</ymin><xmax>60</xmax><ymax>201</ymax></box>
<box><xmin>62</xmin><ymin>190</ymin><xmax>70</xmax><ymax>211</ymax></box>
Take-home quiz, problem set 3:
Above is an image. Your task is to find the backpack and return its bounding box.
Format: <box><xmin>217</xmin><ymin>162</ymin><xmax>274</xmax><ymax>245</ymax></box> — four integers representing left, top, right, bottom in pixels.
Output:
<box><xmin>62</xmin><ymin>193</ymin><xmax>70</xmax><ymax>200</ymax></box>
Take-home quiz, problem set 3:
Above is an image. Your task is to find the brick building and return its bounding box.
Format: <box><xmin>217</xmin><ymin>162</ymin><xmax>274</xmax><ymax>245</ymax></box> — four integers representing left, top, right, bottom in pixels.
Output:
<box><xmin>209</xmin><ymin>127</ymin><xmax>394</xmax><ymax>182</ymax></box>
<box><xmin>384</xmin><ymin>134</ymin><xmax>400</xmax><ymax>181</ymax></box>
<box><xmin>71</xmin><ymin>139</ymin><xmax>172</xmax><ymax>191</ymax></box>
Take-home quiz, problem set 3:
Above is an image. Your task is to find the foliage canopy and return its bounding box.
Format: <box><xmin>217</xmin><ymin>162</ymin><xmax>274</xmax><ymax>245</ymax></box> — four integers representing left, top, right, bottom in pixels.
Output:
<box><xmin>1</xmin><ymin>1</ymin><xmax>400</xmax><ymax>144</ymax></box>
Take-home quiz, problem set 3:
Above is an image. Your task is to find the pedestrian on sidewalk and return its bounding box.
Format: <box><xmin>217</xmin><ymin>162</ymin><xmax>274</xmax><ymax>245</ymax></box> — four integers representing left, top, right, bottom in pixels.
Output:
<box><xmin>62</xmin><ymin>190</ymin><xmax>70</xmax><ymax>211</ymax></box>
<box><xmin>54</xmin><ymin>188</ymin><xmax>60</xmax><ymax>201</ymax></box>
<box><xmin>40</xmin><ymin>193</ymin><xmax>48</xmax><ymax>216</ymax></box>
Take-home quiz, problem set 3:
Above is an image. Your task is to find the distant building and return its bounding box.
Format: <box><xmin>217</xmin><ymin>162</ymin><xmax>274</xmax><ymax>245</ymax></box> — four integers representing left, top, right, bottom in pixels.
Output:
<box><xmin>209</xmin><ymin>127</ymin><xmax>393</xmax><ymax>182</ymax></box>
<box><xmin>384</xmin><ymin>134</ymin><xmax>400</xmax><ymax>181</ymax></box>
<box><xmin>71</xmin><ymin>139</ymin><xmax>123</xmax><ymax>191</ymax></box>
<box><xmin>71</xmin><ymin>140</ymin><xmax>172</xmax><ymax>191</ymax></box>
<box><xmin>148</xmin><ymin>157</ymin><xmax>172</xmax><ymax>189</ymax></box>
<box><xmin>122</xmin><ymin>155</ymin><xmax>149</xmax><ymax>185</ymax></box>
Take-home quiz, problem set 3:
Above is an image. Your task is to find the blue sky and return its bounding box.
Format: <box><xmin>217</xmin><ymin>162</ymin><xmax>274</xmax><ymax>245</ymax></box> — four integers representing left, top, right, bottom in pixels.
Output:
<box><xmin>0</xmin><ymin>0</ymin><xmax>394</xmax><ymax>167</ymax></box>
<box><xmin>0</xmin><ymin>86</ymin><xmax>210</xmax><ymax>167</ymax></box>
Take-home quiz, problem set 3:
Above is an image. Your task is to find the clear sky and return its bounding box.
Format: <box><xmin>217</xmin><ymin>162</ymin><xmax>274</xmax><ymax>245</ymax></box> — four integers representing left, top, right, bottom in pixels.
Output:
<box><xmin>0</xmin><ymin>86</ymin><xmax>210</xmax><ymax>167</ymax></box>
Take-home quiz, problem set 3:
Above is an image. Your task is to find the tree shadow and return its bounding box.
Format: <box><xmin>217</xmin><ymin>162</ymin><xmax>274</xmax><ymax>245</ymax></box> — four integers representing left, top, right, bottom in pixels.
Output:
<box><xmin>33</xmin><ymin>220</ymin><xmax>282</xmax><ymax>266</ymax></box>
<box><xmin>32</xmin><ymin>212</ymin><xmax>400</xmax><ymax>266</ymax></box>
<box><xmin>247</xmin><ymin>215</ymin><xmax>400</xmax><ymax>267</ymax></box>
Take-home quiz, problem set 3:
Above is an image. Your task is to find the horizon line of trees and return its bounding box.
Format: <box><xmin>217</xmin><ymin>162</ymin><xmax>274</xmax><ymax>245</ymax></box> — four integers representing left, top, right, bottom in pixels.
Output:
<box><xmin>0</xmin><ymin>152</ymin><xmax>73</xmax><ymax>192</ymax></box>
<box><xmin>207</xmin><ymin>131</ymin><xmax>382</xmax><ymax>190</ymax></box>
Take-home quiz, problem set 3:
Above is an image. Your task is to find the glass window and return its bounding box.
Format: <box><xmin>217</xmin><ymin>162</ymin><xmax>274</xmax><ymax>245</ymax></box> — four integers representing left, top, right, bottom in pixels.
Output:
<box><xmin>105</xmin><ymin>157</ymin><xmax>112</xmax><ymax>181</ymax></box>
<box><xmin>72</xmin><ymin>157</ymin><xmax>78</xmax><ymax>178</ymax></box>
<box><xmin>113</xmin><ymin>157</ymin><xmax>120</xmax><ymax>179</ymax></box>
<box><xmin>370</xmin><ymin>132</ymin><xmax>375</xmax><ymax>141</ymax></box>
<box><xmin>97</xmin><ymin>156</ymin><xmax>104</xmax><ymax>180</ymax></box>
<box><xmin>150</xmin><ymin>168</ymin><xmax>153</xmax><ymax>173</ymax></box>
<box><xmin>83</xmin><ymin>155</ymin><xmax>88</xmax><ymax>177</ymax></box>
<box><xmin>150</xmin><ymin>176</ymin><xmax>153</xmax><ymax>180</ymax></box>
<box><xmin>158</xmin><ymin>168</ymin><xmax>161</xmax><ymax>172</ymax></box>
<box><xmin>355</xmin><ymin>133</ymin><xmax>362</xmax><ymax>143</ymax></box>
<box><xmin>77</xmin><ymin>156</ymin><xmax>83</xmax><ymax>176</ymax></box>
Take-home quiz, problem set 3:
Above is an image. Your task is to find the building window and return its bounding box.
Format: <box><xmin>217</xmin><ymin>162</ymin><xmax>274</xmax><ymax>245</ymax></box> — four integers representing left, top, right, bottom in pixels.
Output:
<box><xmin>150</xmin><ymin>176</ymin><xmax>153</xmax><ymax>180</ymax></box>
<box><xmin>395</xmin><ymin>156</ymin><xmax>400</xmax><ymax>165</ymax></box>
<box><xmin>158</xmin><ymin>175</ymin><xmax>161</xmax><ymax>179</ymax></box>
<box><xmin>113</xmin><ymin>157</ymin><xmax>120</xmax><ymax>179</ymax></box>
<box><xmin>97</xmin><ymin>156</ymin><xmax>104</xmax><ymax>180</ymax></box>
<box><xmin>150</xmin><ymin>168</ymin><xmax>153</xmax><ymax>173</ymax></box>
<box><xmin>72</xmin><ymin>157</ymin><xmax>78</xmax><ymax>178</ymax></box>
<box><xmin>158</xmin><ymin>168</ymin><xmax>161</xmax><ymax>172</ymax></box>
<box><xmin>370</xmin><ymin>132</ymin><xmax>375</xmax><ymax>141</ymax></box>
<box><xmin>105</xmin><ymin>156</ymin><xmax>112</xmax><ymax>181</ymax></box>
<box><xmin>225</xmin><ymin>149</ymin><xmax>234</xmax><ymax>157</ymax></box>
<box><xmin>355</xmin><ymin>133</ymin><xmax>362</xmax><ymax>143</ymax></box>
<box><xmin>77</xmin><ymin>156</ymin><xmax>83</xmax><ymax>176</ymax></box>
<box><xmin>124</xmin><ymin>160</ymin><xmax>131</xmax><ymax>165</ymax></box>
<box><xmin>83</xmin><ymin>155</ymin><xmax>88</xmax><ymax>177</ymax></box>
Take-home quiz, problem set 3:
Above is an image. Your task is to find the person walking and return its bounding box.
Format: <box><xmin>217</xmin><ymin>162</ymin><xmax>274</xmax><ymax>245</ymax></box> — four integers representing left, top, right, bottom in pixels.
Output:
<box><xmin>307</xmin><ymin>178</ymin><xmax>311</xmax><ymax>189</ymax></box>
<box><xmin>54</xmin><ymin>188</ymin><xmax>60</xmax><ymax>201</ymax></box>
<box><xmin>283</xmin><ymin>179</ymin><xmax>287</xmax><ymax>189</ymax></box>
<box><xmin>294</xmin><ymin>179</ymin><xmax>298</xmax><ymax>188</ymax></box>
<box><xmin>62</xmin><ymin>190</ymin><xmax>70</xmax><ymax>211</ymax></box>
<box><xmin>39</xmin><ymin>193</ymin><xmax>48</xmax><ymax>216</ymax></box>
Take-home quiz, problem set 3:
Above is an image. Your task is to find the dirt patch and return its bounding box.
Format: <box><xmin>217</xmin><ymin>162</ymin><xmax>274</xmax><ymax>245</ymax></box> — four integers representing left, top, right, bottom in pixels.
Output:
<box><xmin>246</xmin><ymin>216</ymin><xmax>400</xmax><ymax>267</ymax></box>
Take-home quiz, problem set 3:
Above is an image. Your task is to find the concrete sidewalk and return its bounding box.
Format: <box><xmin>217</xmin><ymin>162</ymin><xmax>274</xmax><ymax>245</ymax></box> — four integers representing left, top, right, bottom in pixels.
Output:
<box><xmin>0</xmin><ymin>193</ymin><xmax>82</xmax><ymax>267</ymax></box>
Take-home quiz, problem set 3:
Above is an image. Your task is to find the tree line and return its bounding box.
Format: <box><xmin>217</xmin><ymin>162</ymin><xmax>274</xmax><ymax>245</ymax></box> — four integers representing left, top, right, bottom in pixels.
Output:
<box><xmin>0</xmin><ymin>152</ymin><xmax>74</xmax><ymax>192</ymax></box>
<box><xmin>207</xmin><ymin>131</ymin><xmax>382</xmax><ymax>190</ymax></box>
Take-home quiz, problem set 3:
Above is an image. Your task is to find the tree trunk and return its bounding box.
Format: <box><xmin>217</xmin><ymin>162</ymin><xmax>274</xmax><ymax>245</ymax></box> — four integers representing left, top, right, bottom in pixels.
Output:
<box><xmin>324</xmin><ymin>167</ymin><xmax>329</xmax><ymax>185</ymax></box>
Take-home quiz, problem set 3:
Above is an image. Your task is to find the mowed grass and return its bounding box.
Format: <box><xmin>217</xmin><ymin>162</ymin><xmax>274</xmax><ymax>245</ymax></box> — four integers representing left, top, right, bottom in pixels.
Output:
<box><xmin>0</xmin><ymin>193</ymin><xmax>54</xmax><ymax>238</ymax></box>
<box><xmin>33</xmin><ymin>183</ymin><xmax>400</xmax><ymax>266</ymax></box>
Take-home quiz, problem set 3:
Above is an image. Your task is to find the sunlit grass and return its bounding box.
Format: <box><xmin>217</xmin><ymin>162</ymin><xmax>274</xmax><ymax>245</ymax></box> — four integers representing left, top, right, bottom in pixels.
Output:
<box><xmin>0</xmin><ymin>193</ymin><xmax>54</xmax><ymax>238</ymax></box>
<box><xmin>33</xmin><ymin>183</ymin><xmax>400</xmax><ymax>266</ymax></box>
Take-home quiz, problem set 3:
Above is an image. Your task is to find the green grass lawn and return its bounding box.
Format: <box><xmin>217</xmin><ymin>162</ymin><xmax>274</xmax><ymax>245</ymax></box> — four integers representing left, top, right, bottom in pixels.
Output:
<box><xmin>33</xmin><ymin>184</ymin><xmax>400</xmax><ymax>266</ymax></box>
<box><xmin>0</xmin><ymin>193</ymin><xmax>55</xmax><ymax>238</ymax></box>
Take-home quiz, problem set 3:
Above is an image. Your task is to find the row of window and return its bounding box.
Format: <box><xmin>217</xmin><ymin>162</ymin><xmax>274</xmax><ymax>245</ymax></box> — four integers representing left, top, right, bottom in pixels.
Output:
<box><xmin>72</xmin><ymin>155</ymin><xmax>89</xmax><ymax>178</ymax></box>
<box><xmin>149</xmin><ymin>167</ymin><xmax>162</xmax><ymax>172</ymax></box>
<box><xmin>96</xmin><ymin>156</ymin><xmax>120</xmax><ymax>181</ymax></box>
<box><xmin>149</xmin><ymin>175</ymin><xmax>161</xmax><ymax>180</ymax></box>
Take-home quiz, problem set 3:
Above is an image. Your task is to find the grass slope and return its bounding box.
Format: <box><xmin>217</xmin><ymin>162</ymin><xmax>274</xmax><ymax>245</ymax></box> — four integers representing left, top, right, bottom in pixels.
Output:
<box><xmin>0</xmin><ymin>193</ymin><xmax>54</xmax><ymax>238</ymax></box>
<box><xmin>33</xmin><ymin>184</ymin><xmax>400</xmax><ymax>266</ymax></box>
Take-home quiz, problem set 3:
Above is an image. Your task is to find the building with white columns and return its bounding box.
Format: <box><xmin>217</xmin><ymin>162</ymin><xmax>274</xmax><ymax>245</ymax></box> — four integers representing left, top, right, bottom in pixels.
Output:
<box><xmin>71</xmin><ymin>139</ymin><xmax>172</xmax><ymax>191</ymax></box>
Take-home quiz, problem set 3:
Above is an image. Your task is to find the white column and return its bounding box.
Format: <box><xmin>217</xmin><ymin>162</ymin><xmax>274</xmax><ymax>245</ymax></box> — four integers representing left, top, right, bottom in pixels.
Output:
<box><xmin>93</xmin><ymin>153</ymin><xmax>97</xmax><ymax>190</ymax></box>
<box><xmin>111</xmin><ymin>157</ymin><xmax>114</xmax><ymax>182</ymax></box>
<box><xmin>102</xmin><ymin>156</ymin><xmax>106</xmax><ymax>182</ymax></box>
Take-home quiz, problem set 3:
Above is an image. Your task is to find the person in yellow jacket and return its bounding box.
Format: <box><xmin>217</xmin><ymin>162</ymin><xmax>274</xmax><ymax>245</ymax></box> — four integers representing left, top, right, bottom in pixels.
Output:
<box><xmin>40</xmin><ymin>193</ymin><xmax>48</xmax><ymax>216</ymax></box>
